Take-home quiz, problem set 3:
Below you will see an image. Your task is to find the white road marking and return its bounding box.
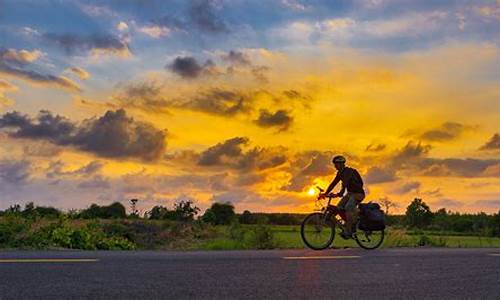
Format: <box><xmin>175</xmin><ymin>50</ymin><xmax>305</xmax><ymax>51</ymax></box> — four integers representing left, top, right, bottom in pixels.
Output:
<box><xmin>0</xmin><ymin>258</ymin><xmax>99</xmax><ymax>263</ymax></box>
<box><xmin>283</xmin><ymin>255</ymin><xmax>360</xmax><ymax>260</ymax></box>
<box><xmin>488</xmin><ymin>253</ymin><xmax>500</xmax><ymax>257</ymax></box>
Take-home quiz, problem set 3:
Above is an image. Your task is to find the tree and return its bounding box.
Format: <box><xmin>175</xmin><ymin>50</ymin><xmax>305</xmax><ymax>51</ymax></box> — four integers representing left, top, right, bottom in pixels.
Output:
<box><xmin>147</xmin><ymin>206</ymin><xmax>169</xmax><ymax>220</ymax></box>
<box><xmin>405</xmin><ymin>198</ymin><xmax>433</xmax><ymax>229</ymax></box>
<box><xmin>380</xmin><ymin>197</ymin><xmax>398</xmax><ymax>215</ymax></box>
<box><xmin>171</xmin><ymin>200</ymin><xmax>200</xmax><ymax>222</ymax></box>
<box><xmin>129</xmin><ymin>199</ymin><xmax>139</xmax><ymax>218</ymax></box>
<box><xmin>239</xmin><ymin>210</ymin><xmax>254</xmax><ymax>224</ymax></box>
<box><xmin>202</xmin><ymin>202</ymin><xmax>235</xmax><ymax>225</ymax></box>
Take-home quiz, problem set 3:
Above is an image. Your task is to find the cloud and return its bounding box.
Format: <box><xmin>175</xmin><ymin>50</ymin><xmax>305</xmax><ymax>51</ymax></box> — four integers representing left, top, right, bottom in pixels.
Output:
<box><xmin>0</xmin><ymin>49</ymin><xmax>81</xmax><ymax>92</ymax></box>
<box><xmin>254</xmin><ymin>109</ymin><xmax>293</xmax><ymax>131</ymax></box>
<box><xmin>0</xmin><ymin>159</ymin><xmax>31</xmax><ymax>185</ymax></box>
<box><xmin>282</xmin><ymin>151</ymin><xmax>334</xmax><ymax>192</ymax></box>
<box><xmin>116</xmin><ymin>21</ymin><xmax>129</xmax><ymax>31</ymax></box>
<box><xmin>364</xmin><ymin>166</ymin><xmax>397</xmax><ymax>183</ymax></box>
<box><xmin>43</xmin><ymin>33</ymin><xmax>130</xmax><ymax>57</ymax></box>
<box><xmin>0</xmin><ymin>79</ymin><xmax>17</xmax><ymax>108</ymax></box>
<box><xmin>77</xmin><ymin>175</ymin><xmax>111</xmax><ymax>189</ymax></box>
<box><xmin>281</xmin><ymin>0</ymin><xmax>307</xmax><ymax>11</ymax></box>
<box><xmin>138</xmin><ymin>25</ymin><xmax>170</xmax><ymax>38</ymax></box>
<box><xmin>189</xmin><ymin>0</ymin><xmax>228</xmax><ymax>33</ymax></box>
<box><xmin>365</xmin><ymin>143</ymin><xmax>386</xmax><ymax>152</ymax></box>
<box><xmin>473</xmin><ymin>199</ymin><xmax>500</xmax><ymax>209</ymax></box>
<box><xmin>0</xmin><ymin>109</ymin><xmax>167</xmax><ymax>161</ymax></box>
<box><xmin>221</xmin><ymin>50</ymin><xmax>251</xmax><ymax>66</ymax></box>
<box><xmin>391</xmin><ymin>181</ymin><xmax>420</xmax><ymax>194</ymax></box>
<box><xmin>431</xmin><ymin>198</ymin><xmax>463</xmax><ymax>209</ymax></box>
<box><xmin>167</xmin><ymin>56</ymin><xmax>216</xmax><ymax>78</ymax></box>
<box><xmin>177</xmin><ymin>88</ymin><xmax>252</xmax><ymax>116</ymax></box>
<box><xmin>0</xmin><ymin>48</ymin><xmax>42</xmax><ymax>65</ymax></box>
<box><xmin>419</xmin><ymin>122</ymin><xmax>471</xmax><ymax>142</ymax></box>
<box><xmin>480</xmin><ymin>133</ymin><xmax>500</xmax><ymax>150</ymax></box>
<box><xmin>67</xmin><ymin>67</ymin><xmax>90</xmax><ymax>80</ymax></box>
<box><xmin>197</xmin><ymin>136</ymin><xmax>287</xmax><ymax>171</ymax></box>
<box><xmin>47</xmin><ymin>160</ymin><xmax>105</xmax><ymax>178</ymax></box>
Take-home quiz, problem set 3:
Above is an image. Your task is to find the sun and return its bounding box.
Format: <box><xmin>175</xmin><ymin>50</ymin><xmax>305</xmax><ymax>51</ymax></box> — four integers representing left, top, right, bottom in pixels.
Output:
<box><xmin>307</xmin><ymin>187</ymin><xmax>316</xmax><ymax>196</ymax></box>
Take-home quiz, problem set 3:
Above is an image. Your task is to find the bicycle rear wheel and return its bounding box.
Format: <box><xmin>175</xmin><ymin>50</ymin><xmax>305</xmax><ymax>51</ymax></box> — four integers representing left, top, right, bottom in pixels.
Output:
<box><xmin>353</xmin><ymin>222</ymin><xmax>384</xmax><ymax>250</ymax></box>
<box><xmin>301</xmin><ymin>212</ymin><xmax>335</xmax><ymax>250</ymax></box>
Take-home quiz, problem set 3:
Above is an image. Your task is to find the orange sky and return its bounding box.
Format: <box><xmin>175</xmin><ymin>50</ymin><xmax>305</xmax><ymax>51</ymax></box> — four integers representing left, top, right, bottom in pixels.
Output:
<box><xmin>0</xmin><ymin>1</ymin><xmax>499</xmax><ymax>214</ymax></box>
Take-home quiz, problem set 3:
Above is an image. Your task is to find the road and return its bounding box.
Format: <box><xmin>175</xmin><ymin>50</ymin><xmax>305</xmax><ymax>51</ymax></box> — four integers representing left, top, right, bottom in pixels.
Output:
<box><xmin>0</xmin><ymin>248</ymin><xmax>499</xmax><ymax>299</ymax></box>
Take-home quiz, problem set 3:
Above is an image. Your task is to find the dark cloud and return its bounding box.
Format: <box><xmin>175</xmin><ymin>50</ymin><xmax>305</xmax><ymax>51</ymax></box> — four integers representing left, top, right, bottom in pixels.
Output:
<box><xmin>365</xmin><ymin>143</ymin><xmax>386</xmax><ymax>152</ymax></box>
<box><xmin>113</xmin><ymin>82</ymin><xmax>170</xmax><ymax>114</ymax></box>
<box><xmin>431</xmin><ymin>198</ymin><xmax>463</xmax><ymax>209</ymax></box>
<box><xmin>221</xmin><ymin>50</ymin><xmax>250</xmax><ymax>66</ymax></box>
<box><xmin>110</xmin><ymin>83</ymin><xmax>255</xmax><ymax>117</ymax></box>
<box><xmin>167</xmin><ymin>56</ymin><xmax>216</xmax><ymax>78</ymax></box>
<box><xmin>0</xmin><ymin>49</ymin><xmax>81</xmax><ymax>92</ymax></box>
<box><xmin>254</xmin><ymin>109</ymin><xmax>293</xmax><ymax>131</ymax></box>
<box><xmin>364</xmin><ymin>166</ymin><xmax>397</xmax><ymax>184</ymax></box>
<box><xmin>480</xmin><ymin>133</ymin><xmax>500</xmax><ymax>150</ymax></box>
<box><xmin>251</xmin><ymin>65</ymin><xmax>270</xmax><ymax>83</ymax></box>
<box><xmin>0</xmin><ymin>160</ymin><xmax>31</xmax><ymax>184</ymax></box>
<box><xmin>473</xmin><ymin>199</ymin><xmax>500</xmax><ymax>209</ymax></box>
<box><xmin>391</xmin><ymin>181</ymin><xmax>420</xmax><ymax>194</ymax></box>
<box><xmin>282</xmin><ymin>151</ymin><xmax>334</xmax><ymax>192</ymax></box>
<box><xmin>77</xmin><ymin>175</ymin><xmax>110</xmax><ymax>189</ymax></box>
<box><xmin>420</xmin><ymin>158</ymin><xmax>500</xmax><ymax>177</ymax></box>
<box><xmin>47</xmin><ymin>160</ymin><xmax>105</xmax><ymax>178</ymax></box>
<box><xmin>0</xmin><ymin>109</ymin><xmax>167</xmax><ymax>161</ymax></box>
<box><xmin>197</xmin><ymin>137</ymin><xmax>287</xmax><ymax>171</ymax></box>
<box><xmin>43</xmin><ymin>33</ymin><xmax>129</xmax><ymax>56</ymax></box>
<box><xmin>391</xmin><ymin>141</ymin><xmax>431</xmax><ymax>168</ymax></box>
<box><xmin>178</xmin><ymin>88</ymin><xmax>251</xmax><ymax>116</ymax></box>
<box><xmin>420</xmin><ymin>122</ymin><xmax>470</xmax><ymax>142</ymax></box>
<box><xmin>199</xmin><ymin>137</ymin><xmax>249</xmax><ymax>166</ymax></box>
<box><xmin>189</xmin><ymin>0</ymin><xmax>228</xmax><ymax>33</ymax></box>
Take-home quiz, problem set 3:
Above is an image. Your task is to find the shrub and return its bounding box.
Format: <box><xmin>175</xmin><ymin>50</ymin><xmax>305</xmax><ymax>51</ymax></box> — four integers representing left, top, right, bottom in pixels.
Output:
<box><xmin>247</xmin><ymin>225</ymin><xmax>275</xmax><ymax>249</ymax></box>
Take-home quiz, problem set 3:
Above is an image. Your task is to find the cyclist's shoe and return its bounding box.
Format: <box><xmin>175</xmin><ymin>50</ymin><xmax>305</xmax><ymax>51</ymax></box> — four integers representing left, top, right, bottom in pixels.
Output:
<box><xmin>340</xmin><ymin>229</ymin><xmax>352</xmax><ymax>240</ymax></box>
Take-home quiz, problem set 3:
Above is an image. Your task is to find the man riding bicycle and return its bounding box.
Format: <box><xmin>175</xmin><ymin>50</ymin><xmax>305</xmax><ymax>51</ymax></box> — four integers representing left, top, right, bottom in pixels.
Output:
<box><xmin>318</xmin><ymin>155</ymin><xmax>365</xmax><ymax>239</ymax></box>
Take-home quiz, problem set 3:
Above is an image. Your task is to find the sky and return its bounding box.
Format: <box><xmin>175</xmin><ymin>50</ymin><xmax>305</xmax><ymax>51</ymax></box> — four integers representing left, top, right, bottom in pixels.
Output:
<box><xmin>0</xmin><ymin>0</ymin><xmax>499</xmax><ymax>214</ymax></box>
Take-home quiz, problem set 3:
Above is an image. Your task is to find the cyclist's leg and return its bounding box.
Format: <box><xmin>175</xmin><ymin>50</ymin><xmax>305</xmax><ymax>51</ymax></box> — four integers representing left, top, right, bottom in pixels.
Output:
<box><xmin>345</xmin><ymin>193</ymin><xmax>365</xmax><ymax>233</ymax></box>
<box><xmin>337</xmin><ymin>195</ymin><xmax>349</xmax><ymax>222</ymax></box>
<box><xmin>344</xmin><ymin>193</ymin><xmax>365</xmax><ymax>234</ymax></box>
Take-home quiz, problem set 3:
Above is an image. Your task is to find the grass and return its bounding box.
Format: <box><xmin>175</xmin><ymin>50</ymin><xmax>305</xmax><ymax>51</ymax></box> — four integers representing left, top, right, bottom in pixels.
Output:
<box><xmin>1</xmin><ymin>216</ymin><xmax>500</xmax><ymax>250</ymax></box>
<box><xmin>268</xmin><ymin>225</ymin><xmax>500</xmax><ymax>249</ymax></box>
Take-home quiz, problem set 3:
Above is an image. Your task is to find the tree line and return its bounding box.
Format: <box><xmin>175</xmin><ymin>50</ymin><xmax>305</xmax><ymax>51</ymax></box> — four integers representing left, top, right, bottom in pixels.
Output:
<box><xmin>1</xmin><ymin>198</ymin><xmax>499</xmax><ymax>236</ymax></box>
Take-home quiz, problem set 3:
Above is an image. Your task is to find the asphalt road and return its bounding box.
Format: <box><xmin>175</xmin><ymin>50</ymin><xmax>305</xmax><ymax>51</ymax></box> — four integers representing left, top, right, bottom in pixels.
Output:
<box><xmin>0</xmin><ymin>248</ymin><xmax>499</xmax><ymax>299</ymax></box>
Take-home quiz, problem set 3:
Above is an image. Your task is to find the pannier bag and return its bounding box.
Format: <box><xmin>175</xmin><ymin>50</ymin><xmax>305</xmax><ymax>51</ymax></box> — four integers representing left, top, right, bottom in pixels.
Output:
<box><xmin>358</xmin><ymin>202</ymin><xmax>386</xmax><ymax>231</ymax></box>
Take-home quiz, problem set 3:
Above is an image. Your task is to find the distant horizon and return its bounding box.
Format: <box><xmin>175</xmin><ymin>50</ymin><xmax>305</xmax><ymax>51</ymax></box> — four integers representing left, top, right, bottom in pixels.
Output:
<box><xmin>1</xmin><ymin>0</ymin><xmax>499</xmax><ymax>214</ymax></box>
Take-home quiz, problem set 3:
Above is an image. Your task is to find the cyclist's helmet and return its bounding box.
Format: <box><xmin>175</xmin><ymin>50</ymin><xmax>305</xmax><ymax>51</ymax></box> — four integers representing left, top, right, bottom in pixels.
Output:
<box><xmin>332</xmin><ymin>155</ymin><xmax>346</xmax><ymax>164</ymax></box>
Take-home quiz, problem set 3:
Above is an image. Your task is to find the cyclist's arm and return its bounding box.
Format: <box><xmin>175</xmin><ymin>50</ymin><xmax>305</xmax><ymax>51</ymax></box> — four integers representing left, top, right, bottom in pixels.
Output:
<box><xmin>338</xmin><ymin>185</ymin><xmax>346</xmax><ymax>197</ymax></box>
<box><xmin>325</xmin><ymin>172</ymin><xmax>341</xmax><ymax>195</ymax></box>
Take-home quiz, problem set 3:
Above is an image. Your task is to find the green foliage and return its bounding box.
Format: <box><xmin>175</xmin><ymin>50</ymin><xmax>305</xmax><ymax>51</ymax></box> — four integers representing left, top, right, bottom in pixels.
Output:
<box><xmin>247</xmin><ymin>225</ymin><xmax>275</xmax><ymax>249</ymax></box>
<box><xmin>0</xmin><ymin>216</ymin><xmax>31</xmax><ymax>246</ymax></box>
<box><xmin>79</xmin><ymin>202</ymin><xmax>127</xmax><ymax>219</ymax></box>
<box><xmin>202</xmin><ymin>202</ymin><xmax>235</xmax><ymax>225</ymax></box>
<box><xmin>147</xmin><ymin>200</ymin><xmax>200</xmax><ymax>222</ymax></box>
<box><xmin>405</xmin><ymin>198</ymin><xmax>433</xmax><ymax>229</ymax></box>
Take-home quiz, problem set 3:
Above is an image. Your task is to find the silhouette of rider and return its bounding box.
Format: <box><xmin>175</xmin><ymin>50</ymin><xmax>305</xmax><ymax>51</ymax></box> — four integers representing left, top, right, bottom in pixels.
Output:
<box><xmin>318</xmin><ymin>155</ymin><xmax>365</xmax><ymax>239</ymax></box>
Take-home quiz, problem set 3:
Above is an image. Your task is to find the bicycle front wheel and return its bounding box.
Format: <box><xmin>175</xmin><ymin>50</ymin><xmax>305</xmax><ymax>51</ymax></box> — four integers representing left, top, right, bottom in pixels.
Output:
<box><xmin>301</xmin><ymin>212</ymin><xmax>335</xmax><ymax>250</ymax></box>
<box><xmin>353</xmin><ymin>222</ymin><xmax>384</xmax><ymax>250</ymax></box>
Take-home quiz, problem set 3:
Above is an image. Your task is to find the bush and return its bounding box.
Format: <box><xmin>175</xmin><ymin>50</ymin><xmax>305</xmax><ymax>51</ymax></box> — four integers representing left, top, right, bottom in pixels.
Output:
<box><xmin>202</xmin><ymin>202</ymin><xmax>235</xmax><ymax>225</ymax></box>
<box><xmin>247</xmin><ymin>225</ymin><xmax>275</xmax><ymax>249</ymax></box>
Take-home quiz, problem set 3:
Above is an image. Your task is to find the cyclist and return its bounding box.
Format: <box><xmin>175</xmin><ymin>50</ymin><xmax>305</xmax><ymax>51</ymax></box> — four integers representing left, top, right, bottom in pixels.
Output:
<box><xmin>318</xmin><ymin>155</ymin><xmax>365</xmax><ymax>239</ymax></box>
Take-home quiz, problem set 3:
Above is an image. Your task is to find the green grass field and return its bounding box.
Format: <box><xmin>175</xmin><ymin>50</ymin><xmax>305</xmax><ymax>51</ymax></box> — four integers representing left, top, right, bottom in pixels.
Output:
<box><xmin>199</xmin><ymin>225</ymin><xmax>500</xmax><ymax>250</ymax></box>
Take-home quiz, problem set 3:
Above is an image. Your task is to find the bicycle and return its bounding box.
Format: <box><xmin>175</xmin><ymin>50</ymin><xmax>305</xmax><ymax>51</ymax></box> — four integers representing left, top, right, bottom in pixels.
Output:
<box><xmin>300</xmin><ymin>186</ymin><xmax>385</xmax><ymax>250</ymax></box>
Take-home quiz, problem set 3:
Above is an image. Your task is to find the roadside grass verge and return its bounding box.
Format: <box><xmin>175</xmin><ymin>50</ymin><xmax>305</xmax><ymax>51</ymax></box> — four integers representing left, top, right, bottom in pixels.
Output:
<box><xmin>2</xmin><ymin>216</ymin><xmax>500</xmax><ymax>250</ymax></box>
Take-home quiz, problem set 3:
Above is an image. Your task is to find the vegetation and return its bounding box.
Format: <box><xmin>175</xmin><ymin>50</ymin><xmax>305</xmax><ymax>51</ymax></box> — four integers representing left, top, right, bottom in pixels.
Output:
<box><xmin>0</xmin><ymin>198</ymin><xmax>499</xmax><ymax>250</ymax></box>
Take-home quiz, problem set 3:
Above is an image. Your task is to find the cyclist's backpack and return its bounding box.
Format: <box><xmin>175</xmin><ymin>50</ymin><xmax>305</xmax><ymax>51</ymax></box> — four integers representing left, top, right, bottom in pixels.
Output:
<box><xmin>358</xmin><ymin>202</ymin><xmax>385</xmax><ymax>231</ymax></box>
